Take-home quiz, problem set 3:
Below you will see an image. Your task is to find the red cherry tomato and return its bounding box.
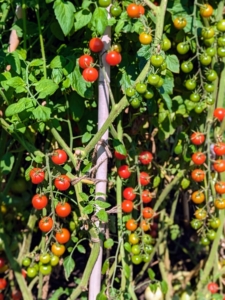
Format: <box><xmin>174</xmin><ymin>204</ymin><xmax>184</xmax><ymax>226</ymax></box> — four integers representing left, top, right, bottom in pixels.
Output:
<box><xmin>82</xmin><ymin>67</ymin><xmax>98</xmax><ymax>82</ymax></box>
<box><xmin>12</xmin><ymin>290</ymin><xmax>22</xmax><ymax>300</ymax></box>
<box><xmin>105</xmin><ymin>51</ymin><xmax>122</xmax><ymax>66</ymax></box>
<box><xmin>126</xmin><ymin>3</ymin><xmax>139</xmax><ymax>18</ymax></box>
<box><xmin>121</xmin><ymin>200</ymin><xmax>134</xmax><ymax>213</ymax></box>
<box><xmin>138</xmin><ymin>5</ymin><xmax>145</xmax><ymax>16</ymax></box>
<box><xmin>142</xmin><ymin>207</ymin><xmax>154</xmax><ymax>219</ymax></box>
<box><xmin>0</xmin><ymin>278</ymin><xmax>7</xmax><ymax>289</ymax></box>
<box><xmin>214</xmin><ymin>108</ymin><xmax>225</xmax><ymax>122</ymax></box>
<box><xmin>139</xmin><ymin>172</ymin><xmax>150</xmax><ymax>186</ymax></box>
<box><xmin>123</xmin><ymin>187</ymin><xmax>136</xmax><ymax>201</ymax></box>
<box><xmin>213</xmin><ymin>160</ymin><xmax>225</xmax><ymax>172</ymax></box>
<box><xmin>214</xmin><ymin>142</ymin><xmax>225</xmax><ymax>156</ymax></box>
<box><xmin>139</xmin><ymin>151</ymin><xmax>153</xmax><ymax>165</ymax></box>
<box><xmin>191</xmin><ymin>152</ymin><xmax>206</xmax><ymax>165</ymax></box>
<box><xmin>0</xmin><ymin>258</ymin><xmax>5</xmax><ymax>269</ymax></box>
<box><xmin>55</xmin><ymin>228</ymin><xmax>71</xmax><ymax>244</ymax></box>
<box><xmin>89</xmin><ymin>37</ymin><xmax>104</xmax><ymax>52</ymax></box>
<box><xmin>54</xmin><ymin>175</ymin><xmax>71</xmax><ymax>191</ymax></box>
<box><xmin>190</xmin><ymin>132</ymin><xmax>205</xmax><ymax>145</ymax></box>
<box><xmin>0</xmin><ymin>293</ymin><xmax>3</xmax><ymax>300</ymax></box>
<box><xmin>191</xmin><ymin>169</ymin><xmax>205</xmax><ymax>182</ymax></box>
<box><xmin>114</xmin><ymin>150</ymin><xmax>127</xmax><ymax>160</ymax></box>
<box><xmin>55</xmin><ymin>202</ymin><xmax>71</xmax><ymax>218</ymax></box>
<box><xmin>39</xmin><ymin>217</ymin><xmax>54</xmax><ymax>232</ymax></box>
<box><xmin>215</xmin><ymin>181</ymin><xmax>225</xmax><ymax>194</ymax></box>
<box><xmin>78</xmin><ymin>54</ymin><xmax>94</xmax><ymax>69</ymax></box>
<box><xmin>118</xmin><ymin>165</ymin><xmax>131</xmax><ymax>179</ymax></box>
<box><xmin>141</xmin><ymin>190</ymin><xmax>153</xmax><ymax>203</ymax></box>
<box><xmin>29</xmin><ymin>168</ymin><xmax>45</xmax><ymax>184</ymax></box>
<box><xmin>32</xmin><ymin>194</ymin><xmax>48</xmax><ymax>210</ymax></box>
<box><xmin>51</xmin><ymin>149</ymin><xmax>68</xmax><ymax>165</ymax></box>
<box><xmin>207</xmin><ymin>282</ymin><xmax>219</xmax><ymax>294</ymax></box>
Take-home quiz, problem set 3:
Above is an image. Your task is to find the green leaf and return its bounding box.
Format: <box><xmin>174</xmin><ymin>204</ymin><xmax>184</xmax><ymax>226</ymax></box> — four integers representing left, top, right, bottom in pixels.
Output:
<box><xmin>96</xmin><ymin>292</ymin><xmax>108</xmax><ymax>300</ymax></box>
<box><xmin>82</xmin><ymin>0</ymin><xmax>92</xmax><ymax>9</ymax></box>
<box><xmin>96</xmin><ymin>209</ymin><xmax>108</xmax><ymax>222</ymax></box>
<box><xmin>161</xmin><ymin>93</ymin><xmax>172</xmax><ymax>111</ymax></box>
<box><xmin>148</xmin><ymin>268</ymin><xmax>156</xmax><ymax>280</ymax></box>
<box><xmin>5</xmin><ymin>76</ymin><xmax>25</xmax><ymax>88</ymax></box>
<box><xmin>137</xmin><ymin>45</ymin><xmax>152</xmax><ymax>60</ymax></box>
<box><xmin>104</xmin><ymin>238</ymin><xmax>114</xmax><ymax>249</ymax></box>
<box><xmin>48</xmin><ymin>287</ymin><xmax>68</xmax><ymax>300</ymax></box>
<box><xmin>30</xmin><ymin>59</ymin><xmax>44</xmax><ymax>67</ymax></box>
<box><xmin>94</xmin><ymin>201</ymin><xmax>111</xmax><ymax>209</ymax></box>
<box><xmin>79</xmin><ymin>192</ymin><xmax>89</xmax><ymax>201</ymax></box>
<box><xmin>124</xmin><ymin>263</ymin><xmax>130</xmax><ymax>279</ymax></box>
<box><xmin>52</xmin><ymin>69</ymin><xmax>63</xmax><ymax>84</ymax></box>
<box><xmin>124</xmin><ymin>242</ymin><xmax>132</xmax><ymax>253</ymax></box>
<box><xmin>71</xmin><ymin>236</ymin><xmax>78</xmax><ymax>243</ymax></box>
<box><xmin>32</xmin><ymin>106</ymin><xmax>51</xmax><ymax>122</ymax></box>
<box><xmin>5</xmin><ymin>98</ymin><xmax>34</xmax><ymax>117</ymax></box>
<box><xmin>0</xmin><ymin>153</ymin><xmax>15</xmax><ymax>175</ymax></box>
<box><xmin>50</xmin><ymin>55</ymin><xmax>67</xmax><ymax>69</ymax></box>
<box><xmin>113</xmin><ymin>139</ymin><xmax>127</xmax><ymax>156</ymax></box>
<box><xmin>68</xmin><ymin>65</ymin><xmax>91</xmax><ymax>98</ymax></box>
<box><xmin>50</xmin><ymin>21</ymin><xmax>65</xmax><ymax>41</ymax></box>
<box><xmin>115</xmin><ymin>19</ymin><xmax>125</xmax><ymax>34</ymax></box>
<box><xmin>149</xmin><ymin>283</ymin><xmax>157</xmax><ymax>293</ymax></box>
<box><xmin>53</xmin><ymin>0</ymin><xmax>75</xmax><ymax>36</ymax></box>
<box><xmin>82</xmin><ymin>132</ymin><xmax>92</xmax><ymax>143</ymax></box>
<box><xmin>166</xmin><ymin>55</ymin><xmax>180</xmax><ymax>73</ymax></box>
<box><xmin>74</xmin><ymin>9</ymin><xmax>92</xmax><ymax>31</ymax></box>
<box><xmin>34</xmin><ymin>156</ymin><xmax>43</xmax><ymax>164</ymax></box>
<box><xmin>63</xmin><ymin>256</ymin><xmax>75</xmax><ymax>280</ymax></box>
<box><xmin>153</xmin><ymin>175</ymin><xmax>161</xmax><ymax>188</ymax></box>
<box><xmin>6</xmin><ymin>52</ymin><xmax>21</xmax><ymax>74</ymax></box>
<box><xmin>68</xmin><ymin>92</ymin><xmax>85</xmax><ymax>122</ymax></box>
<box><xmin>160</xmin><ymin>70</ymin><xmax>174</xmax><ymax>95</ymax></box>
<box><xmin>77</xmin><ymin>244</ymin><xmax>86</xmax><ymax>254</ymax></box>
<box><xmin>91</xmin><ymin>7</ymin><xmax>108</xmax><ymax>35</ymax></box>
<box><xmin>34</xmin><ymin>79</ymin><xmax>58</xmax><ymax>99</ymax></box>
<box><xmin>82</xmin><ymin>204</ymin><xmax>94</xmax><ymax>214</ymax></box>
<box><xmin>101</xmin><ymin>259</ymin><xmax>110</xmax><ymax>275</ymax></box>
<box><xmin>160</xmin><ymin>280</ymin><xmax>168</xmax><ymax>294</ymax></box>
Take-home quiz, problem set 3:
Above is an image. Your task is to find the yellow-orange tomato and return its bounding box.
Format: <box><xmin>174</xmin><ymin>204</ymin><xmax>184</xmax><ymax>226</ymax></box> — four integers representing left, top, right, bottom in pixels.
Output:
<box><xmin>140</xmin><ymin>220</ymin><xmax>150</xmax><ymax>232</ymax></box>
<box><xmin>191</xmin><ymin>191</ymin><xmax>205</xmax><ymax>204</ymax></box>
<box><xmin>139</xmin><ymin>32</ymin><xmax>152</xmax><ymax>45</ymax></box>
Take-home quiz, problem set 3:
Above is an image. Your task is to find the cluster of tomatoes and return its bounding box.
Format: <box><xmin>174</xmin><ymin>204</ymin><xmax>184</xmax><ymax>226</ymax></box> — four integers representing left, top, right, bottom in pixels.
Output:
<box><xmin>22</xmin><ymin>149</ymin><xmax>72</xmax><ymax>279</ymax></box>
<box><xmin>115</xmin><ymin>150</ymin><xmax>159</xmax><ymax>265</ymax></box>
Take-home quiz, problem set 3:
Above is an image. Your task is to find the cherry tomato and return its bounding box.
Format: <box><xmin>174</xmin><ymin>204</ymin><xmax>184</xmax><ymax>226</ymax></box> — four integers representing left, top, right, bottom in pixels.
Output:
<box><xmin>185</xmin><ymin>79</ymin><xmax>196</xmax><ymax>90</ymax></box>
<box><xmin>142</xmin><ymin>253</ymin><xmax>151</xmax><ymax>263</ymax></box>
<box><xmin>201</xmin><ymin>27</ymin><xmax>215</xmax><ymax>39</ymax></box>
<box><xmin>111</xmin><ymin>44</ymin><xmax>122</xmax><ymax>52</ymax></box>
<box><xmin>0</xmin><ymin>278</ymin><xmax>7</xmax><ymax>289</ymax></box>
<box><xmin>39</xmin><ymin>264</ymin><xmax>52</xmax><ymax>275</ymax></box>
<box><xmin>139</xmin><ymin>172</ymin><xmax>150</xmax><ymax>186</ymax></box>
<box><xmin>200</xmin><ymin>4</ymin><xmax>213</xmax><ymax>18</ymax></box>
<box><xmin>40</xmin><ymin>253</ymin><xmax>51</xmax><ymax>264</ymax></box>
<box><xmin>190</xmin><ymin>219</ymin><xmax>203</xmax><ymax>230</ymax></box>
<box><xmin>141</xmin><ymin>190</ymin><xmax>153</xmax><ymax>203</ymax></box>
<box><xmin>213</xmin><ymin>160</ymin><xmax>225</xmax><ymax>172</ymax></box>
<box><xmin>194</xmin><ymin>208</ymin><xmax>207</xmax><ymax>220</ymax></box>
<box><xmin>206</xmin><ymin>69</ymin><xmax>217</xmax><ymax>81</ymax></box>
<box><xmin>142</xmin><ymin>207</ymin><xmax>154</xmax><ymax>219</ymax></box>
<box><xmin>204</xmin><ymin>83</ymin><xmax>214</xmax><ymax>92</ymax></box>
<box><xmin>218</xmin><ymin>47</ymin><xmax>225</xmax><ymax>57</ymax></box>
<box><xmin>217</xmin><ymin>19</ymin><xmax>225</xmax><ymax>32</ymax></box>
<box><xmin>161</xmin><ymin>38</ymin><xmax>171</xmax><ymax>51</ymax></box>
<box><xmin>191</xmin><ymin>169</ymin><xmax>205</xmax><ymax>182</ymax></box>
<box><xmin>27</xmin><ymin>266</ymin><xmax>38</xmax><ymax>278</ymax></box>
<box><xmin>89</xmin><ymin>37</ymin><xmax>104</xmax><ymax>52</ymax></box>
<box><xmin>131</xmin><ymin>97</ymin><xmax>141</xmax><ymax>108</ymax></box>
<box><xmin>78</xmin><ymin>55</ymin><xmax>94</xmax><ymax>69</ymax></box>
<box><xmin>191</xmin><ymin>152</ymin><xmax>206</xmax><ymax>165</ymax></box>
<box><xmin>173</xmin><ymin>17</ymin><xmax>187</xmax><ymax>30</ymax></box>
<box><xmin>128</xmin><ymin>233</ymin><xmax>140</xmax><ymax>245</ymax></box>
<box><xmin>131</xmin><ymin>244</ymin><xmax>141</xmax><ymax>255</ymax></box>
<box><xmin>140</xmin><ymin>220</ymin><xmax>150</xmax><ymax>231</ymax></box>
<box><xmin>39</xmin><ymin>217</ymin><xmax>54</xmax><ymax>232</ymax></box>
<box><xmin>190</xmin><ymin>93</ymin><xmax>200</xmax><ymax>102</ymax></box>
<box><xmin>105</xmin><ymin>51</ymin><xmax>122</xmax><ymax>66</ymax></box>
<box><xmin>207</xmin><ymin>282</ymin><xmax>219</xmax><ymax>294</ymax></box>
<box><xmin>209</xmin><ymin>217</ymin><xmax>220</xmax><ymax>229</ymax></box>
<box><xmin>150</xmin><ymin>55</ymin><xmax>164</xmax><ymax>67</ymax></box>
<box><xmin>177</xmin><ymin>43</ymin><xmax>189</xmax><ymax>54</ymax></box>
<box><xmin>125</xmin><ymin>87</ymin><xmax>135</xmax><ymax>97</ymax></box>
<box><xmin>118</xmin><ymin>165</ymin><xmax>131</xmax><ymax>179</ymax></box>
<box><xmin>190</xmin><ymin>132</ymin><xmax>205</xmax><ymax>145</ymax></box>
<box><xmin>51</xmin><ymin>149</ymin><xmax>67</xmax><ymax>165</ymax></box>
<box><xmin>215</xmin><ymin>182</ymin><xmax>225</xmax><ymax>194</ymax></box>
<box><xmin>203</xmin><ymin>37</ymin><xmax>215</xmax><ymax>46</ymax></box>
<box><xmin>126</xmin><ymin>219</ymin><xmax>137</xmax><ymax>231</ymax></box>
<box><xmin>22</xmin><ymin>257</ymin><xmax>31</xmax><ymax>267</ymax></box>
<box><xmin>136</xmin><ymin>83</ymin><xmax>147</xmax><ymax>94</ymax></box>
<box><xmin>0</xmin><ymin>259</ymin><xmax>5</xmax><ymax>270</ymax></box>
<box><xmin>54</xmin><ymin>175</ymin><xmax>70</xmax><ymax>191</ymax></box>
<box><xmin>181</xmin><ymin>61</ymin><xmax>193</xmax><ymax>73</ymax></box>
<box><xmin>50</xmin><ymin>255</ymin><xmax>60</xmax><ymax>266</ymax></box>
<box><xmin>132</xmin><ymin>254</ymin><xmax>142</xmax><ymax>265</ymax></box>
<box><xmin>144</xmin><ymin>244</ymin><xmax>153</xmax><ymax>254</ymax></box>
<box><xmin>55</xmin><ymin>202</ymin><xmax>71</xmax><ymax>218</ymax></box>
<box><xmin>214</xmin><ymin>198</ymin><xmax>225</xmax><ymax>209</ymax></box>
<box><xmin>143</xmin><ymin>234</ymin><xmax>155</xmax><ymax>245</ymax></box>
<box><xmin>122</xmin><ymin>200</ymin><xmax>134</xmax><ymax>213</ymax></box>
<box><xmin>12</xmin><ymin>290</ymin><xmax>22</xmax><ymax>300</ymax></box>
<box><xmin>206</xmin><ymin>47</ymin><xmax>216</xmax><ymax>57</ymax></box>
<box><xmin>199</xmin><ymin>53</ymin><xmax>212</xmax><ymax>66</ymax></box>
<box><xmin>0</xmin><ymin>294</ymin><xmax>3</xmax><ymax>300</ymax></box>
<box><xmin>138</xmin><ymin>5</ymin><xmax>145</xmax><ymax>16</ymax></box>
<box><xmin>144</xmin><ymin>88</ymin><xmax>154</xmax><ymax>99</ymax></box>
<box><xmin>82</xmin><ymin>67</ymin><xmax>99</xmax><ymax>82</ymax></box>
<box><xmin>191</xmin><ymin>191</ymin><xmax>205</xmax><ymax>204</ymax></box>
<box><xmin>139</xmin><ymin>32</ymin><xmax>152</xmax><ymax>45</ymax></box>
<box><xmin>98</xmin><ymin>0</ymin><xmax>111</xmax><ymax>7</ymax></box>
<box><xmin>200</xmin><ymin>236</ymin><xmax>210</xmax><ymax>246</ymax></box>
<box><xmin>55</xmin><ymin>228</ymin><xmax>71</xmax><ymax>244</ymax></box>
<box><xmin>126</xmin><ymin>3</ymin><xmax>139</xmax><ymax>18</ymax></box>
<box><xmin>139</xmin><ymin>151</ymin><xmax>153</xmax><ymax>165</ymax></box>
<box><xmin>110</xmin><ymin>4</ymin><xmax>122</xmax><ymax>17</ymax></box>
<box><xmin>32</xmin><ymin>194</ymin><xmax>48</xmax><ymax>210</ymax></box>
<box><xmin>214</xmin><ymin>143</ymin><xmax>225</xmax><ymax>156</ymax></box>
<box><xmin>51</xmin><ymin>243</ymin><xmax>66</xmax><ymax>256</ymax></box>
<box><xmin>214</xmin><ymin>108</ymin><xmax>225</xmax><ymax>122</ymax></box>
<box><xmin>114</xmin><ymin>150</ymin><xmax>127</xmax><ymax>160</ymax></box>
<box><xmin>148</xmin><ymin>74</ymin><xmax>160</xmax><ymax>86</ymax></box>
<box><xmin>29</xmin><ymin>168</ymin><xmax>45</xmax><ymax>184</ymax></box>
<box><xmin>206</xmin><ymin>230</ymin><xmax>216</xmax><ymax>241</ymax></box>
<box><xmin>123</xmin><ymin>187</ymin><xmax>136</xmax><ymax>201</ymax></box>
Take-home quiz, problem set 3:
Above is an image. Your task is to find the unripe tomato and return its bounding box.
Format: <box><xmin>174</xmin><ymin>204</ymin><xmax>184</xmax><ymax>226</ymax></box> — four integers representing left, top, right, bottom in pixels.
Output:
<box><xmin>40</xmin><ymin>253</ymin><xmax>51</xmax><ymax>264</ymax></box>
<box><xmin>181</xmin><ymin>61</ymin><xmax>193</xmax><ymax>73</ymax></box>
<box><xmin>98</xmin><ymin>0</ymin><xmax>111</xmax><ymax>7</ymax></box>
<box><xmin>110</xmin><ymin>4</ymin><xmax>122</xmax><ymax>17</ymax></box>
<box><xmin>150</xmin><ymin>55</ymin><xmax>164</xmax><ymax>67</ymax></box>
<box><xmin>173</xmin><ymin>17</ymin><xmax>187</xmax><ymax>30</ymax></box>
<box><xmin>161</xmin><ymin>38</ymin><xmax>171</xmax><ymax>51</ymax></box>
<box><xmin>217</xmin><ymin>19</ymin><xmax>225</xmax><ymax>32</ymax></box>
<box><xmin>177</xmin><ymin>43</ymin><xmax>189</xmax><ymax>54</ymax></box>
<box><xmin>200</xmin><ymin>4</ymin><xmax>213</xmax><ymax>18</ymax></box>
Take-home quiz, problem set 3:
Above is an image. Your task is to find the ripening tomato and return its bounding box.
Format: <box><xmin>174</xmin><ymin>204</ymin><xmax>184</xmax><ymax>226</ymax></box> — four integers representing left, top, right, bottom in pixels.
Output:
<box><xmin>29</xmin><ymin>168</ymin><xmax>45</xmax><ymax>184</ymax></box>
<box><xmin>207</xmin><ymin>282</ymin><xmax>219</xmax><ymax>294</ymax></box>
<box><xmin>140</xmin><ymin>220</ymin><xmax>150</xmax><ymax>231</ymax></box>
<box><xmin>190</xmin><ymin>132</ymin><xmax>205</xmax><ymax>145</ymax></box>
<box><xmin>126</xmin><ymin>219</ymin><xmax>137</xmax><ymax>231</ymax></box>
<box><xmin>0</xmin><ymin>278</ymin><xmax>7</xmax><ymax>289</ymax></box>
<box><xmin>51</xmin><ymin>243</ymin><xmax>66</xmax><ymax>257</ymax></box>
<box><xmin>39</xmin><ymin>217</ymin><xmax>54</xmax><ymax>232</ymax></box>
<box><xmin>105</xmin><ymin>51</ymin><xmax>122</xmax><ymax>66</ymax></box>
<box><xmin>191</xmin><ymin>191</ymin><xmax>205</xmax><ymax>204</ymax></box>
<box><xmin>141</xmin><ymin>190</ymin><xmax>153</xmax><ymax>203</ymax></box>
<box><xmin>54</xmin><ymin>175</ymin><xmax>70</xmax><ymax>191</ymax></box>
<box><xmin>32</xmin><ymin>194</ymin><xmax>48</xmax><ymax>210</ymax></box>
<box><xmin>209</xmin><ymin>217</ymin><xmax>220</xmax><ymax>229</ymax></box>
<box><xmin>78</xmin><ymin>55</ymin><xmax>94</xmax><ymax>69</ymax></box>
<box><xmin>139</xmin><ymin>151</ymin><xmax>153</xmax><ymax>165</ymax></box>
<box><xmin>123</xmin><ymin>187</ymin><xmax>136</xmax><ymax>201</ymax></box>
<box><xmin>11</xmin><ymin>290</ymin><xmax>22</xmax><ymax>300</ymax></box>
<box><xmin>213</xmin><ymin>108</ymin><xmax>225</xmax><ymax>122</ymax></box>
<box><xmin>213</xmin><ymin>160</ymin><xmax>225</xmax><ymax>172</ymax></box>
<box><xmin>111</xmin><ymin>44</ymin><xmax>122</xmax><ymax>52</ymax></box>
<box><xmin>55</xmin><ymin>202</ymin><xmax>71</xmax><ymax>218</ymax></box>
<box><xmin>213</xmin><ymin>143</ymin><xmax>225</xmax><ymax>156</ymax></box>
<box><xmin>139</xmin><ymin>172</ymin><xmax>150</xmax><ymax>186</ymax></box>
<box><xmin>51</xmin><ymin>149</ymin><xmax>68</xmax><ymax>165</ymax></box>
<box><xmin>214</xmin><ymin>198</ymin><xmax>225</xmax><ymax>209</ymax></box>
<box><xmin>114</xmin><ymin>150</ymin><xmax>127</xmax><ymax>160</ymax></box>
<box><xmin>82</xmin><ymin>67</ymin><xmax>98</xmax><ymax>82</ymax></box>
<box><xmin>173</xmin><ymin>17</ymin><xmax>187</xmax><ymax>30</ymax></box>
<box><xmin>215</xmin><ymin>181</ymin><xmax>225</xmax><ymax>194</ymax></box>
<box><xmin>122</xmin><ymin>200</ymin><xmax>134</xmax><ymax>213</ymax></box>
<box><xmin>194</xmin><ymin>208</ymin><xmax>207</xmax><ymax>220</ymax></box>
<box><xmin>201</xmin><ymin>27</ymin><xmax>215</xmax><ymax>39</ymax></box>
<box><xmin>139</xmin><ymin>32</ymin><xmax>152</xmax><ymax>45</ymax></box>
<box><xmin>126</xmin><ymin>3</ymin><xmax>139</xmax><ymax>18</ymax></box>
<box><xmin>0</xmin><ymin>258</ymin><xmax>5</xmax><ymax>269</ymax></box>
<box><xmin>138</xmin><ymin>5</ymin><xmax>145</xmax><ymax>16</ymax></box>
<box><xmin>128</xmin><ymin>233</ymin><xmax>140</xmax><ymax>245</ymax></box>
<box><xmin>191</xmin><ymin>169</ymin><xmax>205</xmax><ymax>182</ymax></box>
<box><xmin>118</xmin><ymin>165</ymin><xmax>131</xmax><ymax>179</ymax></box>
<box><xmin>89</xmin><ymin>37</ymin><xmax>104</xmax><ymax>52</ymax></box>
<box><xmin>142</xmin><ymin>207</ymin><xmax>154</xmax><ymax>219</ymax></box>
<box><xmin>191</xmin><ymin>152</ymin><xmax>206</xmax><ymax>165</ymax></box>
<box><xmin>200</xmin><ymin>4</ymin><xmax>213</xmax><ymax>18</ymax></box>
<box><xmin>55</xmin><ymin>228</ymin><xmax>71</xmax><ymax>244</ymax></box>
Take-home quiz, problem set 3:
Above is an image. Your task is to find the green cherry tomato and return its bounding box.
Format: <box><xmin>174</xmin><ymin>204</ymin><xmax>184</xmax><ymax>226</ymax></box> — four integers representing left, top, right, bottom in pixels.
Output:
<box><xmin>22</xmin><ymin>257</ymin><xmax>31</xmax><ymax>267</ymax></box>
<box><xmin>130</xmin><ymin>98</ymin><xmax>141</xmax><ymax>109</ymax></box>
<box><xmin>177</xmin><ymin>43</ymin><xmax>189</xmax><ymax>54</ymax></box>
<box><xmin>185</xmin><ymin>79</ymin><xmax>197</xmax><ymax>90</ymax></box>
<box><xmin>194</xmin><ymin>104</ymin><xmax>204</xmax><ymax>114</ymax></box>
<box><xmin>27</xmin><ymin>266</ymin><xmax>38</xmax><ymax>278</ymax></box>
<box><xmin>217</xmin><ymin>47</ymin><xmax>225</xmax><ymax>57</ymax></box>
<box><xmin>131</xmin><ymin>254</ymin><xmax>143</xmax><ymax>265</ymax></box>
<box><xmin>217</xmin><ymin>19</ymin><xmax>225</xmax><ymax>32</ymax></box>
<box><xmin>181</xmin><ymin>178</ymin><xmax>190</xmax><ymax>189</ymax></box>
<box><xmin>204</xmin><ymin>83</ymin><xmax>215</xmax><ymax>92</ymax></box>
<box><xmin>143</xmin><ymin>244</ymin><xmax>153</xmax><ymax>254</ymax></box>
<box><xmin>39</xmin><ymin>264</ymin><xmax>52</xmax><ymax>275</ymax></box>
<box><xmin>218</xmin><ymin>36</ymin><xmax>225</xmax><ymax>46</ymax></box>
<box><xmin>206</xmin><ymin>97</ymin><xmax>215</xmax><ymax>105</ymax></box>
<box><xmin>190</xmin><ymin>219</ymin><xmax>203</xmax><ymax>230</ymax></box>
<box><xmin>148</xmin><ymin>74</ymin><xmax>160</xmax><ymax>86</ymax></box>
<box><xmin>131</xmin><ymin>244</ymin><xmax>141</xmax><ymax>255</ymax></box>
<box><xmin>174</xmin><ymin>143</ymin><xmax>183</xmax><ymax>155</ymax></box>
<box><xmin>206</xmin><ymin>70</ymin><xmax>218</xmax><ymax>81</ymax></box>
<box><xmin>50</xmin><ymin>255</ymin><xmax>60</xmax><ymax>267</ymax></box>
<box><xmin>40</xmin><ymin>253</ymin><xmax>51</xmax><ymax>264</ymax></box>
<box><xmin>126</xmin><ymin>87</ymin><xmax>136</xmax><ymax>97</ymax></box>
<box><xmin>209</xmin><ymin>218</ymin><xmax>220</xmax><ymax>229</ymax></box>
<box><xmin>110</xmin><ymin>4</ymin><xmax>122</xmax><ymax>17</ymax></box>
<box><xmin>161</xmin><ymin>38</ymin><xmax>171</xmax><ymax>51</ymax></box>
<box><xmin>143</xmin><ymin>88</ymin><xmax>154</xmax><ymax>99</ymax></box>
<box><xmin>190</xmin><ymin>93</ymin><xmax>200</xmax><ymax>102</ymax></box>
<box><xmin>201</xmin><ymin>27</ymin><xmax>215</xmax><ymax>39</ymax></box>
<box><xmin>181</xmin><ymin>61</ymin><xmax>193</xmax><ymax>73</ymax></box>
<box><xmin>199</xmin><ymin>53</ymin><xmax>212</xmax><ymax>66</ymax></box>
<box><xmin>203</xmin><ymin>37</ymin><xmax>215</xmax><ymax>46</ymax></box>
<box><xmin>206</xmin><ymin>229</ymin><xmax>216</xmax><ymax>241</ymax></box>
<box><xmin>98</xmin><ymin>0</ymin><xmax>111</xmax><ymax>7</ymax></box>
<box><xmin>150</xmin><ymin>55</ymin><xmax>164</xmax><ymax>67</ymax></box>
<box><xmin>160</xmin><ymin>61</ymin><xmax>167</xmax><ymax>71</ymax></box>
<box><xmin>206</xmin><ymin>47</ymin><xmax>216</xmax><ymax>57</ymax></box>
<box><xmin>142</xmin><ymin>253</ymin><xmax>151</xmax><ymax>263</ymax></box>
<box><xmin>136</xmin><ymin>83</ymin><xmax>147</xmax><ymax>94</ymax></box>
<box><xmin>143</xmin><ymin>234</ymin><xmax>154</xmax><ymax>245</ymax></box>
<box><xmin>200</xmin><ymin>236</ymin><xmax>210</xmax><ymax>246</ymax></box>
<box><xmin>155</xmin><ymin>77</ymin><xmax>164</xmax><ymax>88</ymax></box>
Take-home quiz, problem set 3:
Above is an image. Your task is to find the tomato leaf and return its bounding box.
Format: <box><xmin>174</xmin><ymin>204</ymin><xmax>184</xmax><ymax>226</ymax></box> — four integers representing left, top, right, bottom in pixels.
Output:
<box><xmin>50</xmin><ymin>21</ymin><xmax>65</xmax><ymax>41</ymax></box>
<box><xmin>96</xmin><ymin>292</ymin><xmax>108</xmax><ymax>300</ymax></box>
<box><xmin>29</xmin><ymin>59</ymin><xmax>44</xmax><ymax>67</ymax></box>
<box><xmin>53</xmin><ymin>0</ymin><xmax>75</xmax><ymax>36</ymax></box>
<box><xmin>5</xmin><ymin>76</ymin><xmax>25</xmax><ymax>88</ymax></box>
<box><xmin>137</xmin><ymin>45</ymin><xmax>152</xmax><ymax>60</ymax></box>
<box><xmin>104</xmin><ymin>238</ymin><xmax>114</xmax><ymax>249</ymax></box>
<box><xmin>94</xmin><ymin>200</ymin><xmax>111</xmax><ymax>209</ymax></box>
<box><xmin>160</xmin><ymin>280</ymin><xmax>168</xmax><ymax>294</ymax></box>
<box><xmin>96</xmin><ymin>209</ymin><xmax>108</xmax><ymax>222</ymax></box>
<box><xmin>74</xmin><ymin>9</ymin><xmax>92</xmax><ymax>32</ymax></box>
<box><xmin>148</xmin><ymin>268</ymin><xmax>155</xmax><ymax>280</ymax></box>
<box><xmin>115</xmin><ymin>19</ymin><xmax>125</xmax><ymax>34</ymax></box>
<box><xmin>91</xmin><ymin>7</ymin><xmax>108</xmax><ymax>35</ymax></box>
<box><xmin>77</xmin><ymin>244</ymin><xmax>86</xmax><ymax>254</ymax></box>
<box><xmin>124</xmin><ymin>263</ymin><xmax>130</xmax><ymax>279</ymax></box>
<box><xmin>161</xmin><ymin>93</ymin><xmax>172</xmax><ymax>111</ymax></box>
<box><xmin>6</xmin><ymin>52</ymin><xmax>21</xmax><ymax>74</ymax></box>
<box><xmin>63</xmin><ymin>256</ymin><xmax>75</xmax><ymax>281</ymax></box>
<box><xmin>79</xmin><ymin>192</ymin><xmax>89</xmax><ymax>201</ymax></box>
<box><xmin>34</xmin><ymin>79</ymin><xmax>58</xmax><ymax>99</ymax></box>
<box><xmin>5</xmin><ymin>98</ymin><xmax>34</xmax><ymax>117</ymax></box>
<box><xmin>50</xmin><ymin>55</ymin><xmax>67</xmax><ymax>69</ymax></box>
<box><xmin>166</xmin><ymin>55</ymin><xmax>180</xmax><ymax>73</ymax></box>
<box><xmin>124</xmin><ymin>242</ymin><xmax>132</xmax><ymax>253</ymax></box>
<box><xmin>101</xmin><ymin>259</ymin><xmax>110</xmax><ymax>275</ymax></box>
<box><xmin>82</xmin><ymin>204</ymin><xmax>94</xmax><ymax>214</ymax></box>
<box><xmin>48</xmin><ymin>287</ymin><xmax>69</xmax><ymax>300</ymax></box>
<box><xmin>82</xmin><ymin>132</ymin><xmax>92</xmax><ymax>143</ymax></box>
<box><xmin>149</xmin><ymin>283</ymin><xmax>157</xmax><ymax>293</ymax></box>
<box><xmin>0</xmin><ymin>153</ymin><xmax>15</xmax><ymax>175</ymax></box>
<box><xmin>32</xmin><ymin>106</ymin><xmax>51</xmax><ymax>122</ymax></box>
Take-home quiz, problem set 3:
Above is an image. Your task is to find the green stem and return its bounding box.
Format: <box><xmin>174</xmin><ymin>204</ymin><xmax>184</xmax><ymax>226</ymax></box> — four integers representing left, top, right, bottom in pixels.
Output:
<box><xmin>64</xmin><ymin>94</ymin><xmax>73</xmax><ymax>150</ymax></box>
<box><xmin>22</xmin><ymin>0</ymin><xmax>27</xmax><ymax>50</ymax></box>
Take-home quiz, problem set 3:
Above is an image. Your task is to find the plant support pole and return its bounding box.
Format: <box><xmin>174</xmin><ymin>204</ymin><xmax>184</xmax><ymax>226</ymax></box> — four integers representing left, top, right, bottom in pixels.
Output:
<box><xmin>88</xmin><ymin>19</ymin><xmax>111</xmax><ymax>300</ymax></box>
